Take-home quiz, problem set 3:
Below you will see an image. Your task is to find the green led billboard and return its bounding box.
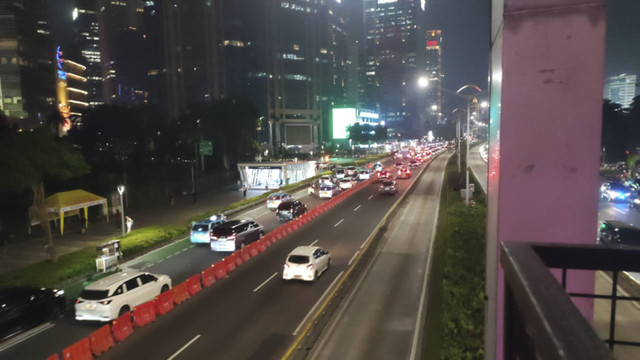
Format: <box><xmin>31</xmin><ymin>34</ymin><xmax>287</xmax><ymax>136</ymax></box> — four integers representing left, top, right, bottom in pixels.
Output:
<box><xmin>332</xmin><ymin>108</ymin><xmax>357</xmax><ymax>139</ymax></box>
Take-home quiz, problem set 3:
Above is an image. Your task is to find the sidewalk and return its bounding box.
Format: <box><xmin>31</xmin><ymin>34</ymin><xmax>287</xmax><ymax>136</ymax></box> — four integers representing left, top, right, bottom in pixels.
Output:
<box><xmin>0</xmin><ymin>183</ymin><xmax>267</xmax><ymax>275</ymax></box>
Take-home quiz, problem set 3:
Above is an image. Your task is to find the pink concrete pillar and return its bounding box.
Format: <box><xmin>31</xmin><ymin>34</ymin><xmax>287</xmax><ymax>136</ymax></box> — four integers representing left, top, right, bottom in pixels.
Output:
<box><xmin>486</xmin><ymin>1</ymin><xmax>607</xmax><ymax>359</ymax></box>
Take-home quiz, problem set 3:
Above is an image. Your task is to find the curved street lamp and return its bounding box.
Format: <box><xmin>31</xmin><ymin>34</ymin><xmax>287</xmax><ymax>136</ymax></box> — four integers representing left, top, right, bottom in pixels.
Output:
<box><xmin>455</xmin><ymin>84</ymin><xmax>484</xmax><ymax>205</ymax></box>
<box><xmin>117</xmin><ymin>185</ymin><xmax>125</xmax><ymax>237</ymax></box>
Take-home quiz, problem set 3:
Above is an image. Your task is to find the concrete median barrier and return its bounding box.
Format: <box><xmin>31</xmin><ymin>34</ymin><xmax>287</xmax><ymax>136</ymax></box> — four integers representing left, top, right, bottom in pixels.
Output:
<box><xmin>89</xmin><ymin>324</ymin><xmax>115</xmax><ymax>356</ymax></box>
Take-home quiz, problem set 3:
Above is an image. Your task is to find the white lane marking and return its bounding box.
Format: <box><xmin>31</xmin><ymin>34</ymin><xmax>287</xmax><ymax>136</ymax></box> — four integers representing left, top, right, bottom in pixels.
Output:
<box><xmin>368</xmin><ymin>195</ymin><xmax>374</xmax><ymax>200</ymax></box>
<box><xmin>353</xmin><ymin>205</ymin><xmax>361</xmax><ymax>212</ymax></box>
<box><xmin>255</xmin><ymin>211</ymin><xmax>272</xmax><ymax>218</ymax></box>
<box><xmin>0</xmin><ymin>322</ymin><xmax>55</xmax><ymax>351</ymax></box>
<box><xmin>293</xmin><ymin>271</ymin><xmax>345</xmax><ymax>336</ymax></box>
<box><xmin>410</xmin><ymin>154</ymin><xmax>447</xmax><ymax>359</ymax></box>
<box><xmin>360</xmin><ymin>237</ymin><xmax>368</xmax><ymax>249</ymax></box>
<box><xmin>614</xmin><ymin>208</ymin><xmax>627</xmax><ymax>215</ymax></box>
<box><xmin>347</xmin><ymin>251</ymin><xmax>360</xmax><ymax>266</ymax></box>
<box><xmin>167</xmin><ymin>334</ymin><xmax>201</xmax><ymax>360</ymax></box>
<box><xmin>310</xmin><ymin>239</ymin><xmax>319</xmax><ymax>246</ymax></box>
<box><xmin>253</xmin><ymin>272</ymin><xmax>279</xmax><ymax>293</ymax></box>
<box><xmin>333</xmin><ymin>219</ymin><xmax>344</xmax><ymax>228</ymax></box>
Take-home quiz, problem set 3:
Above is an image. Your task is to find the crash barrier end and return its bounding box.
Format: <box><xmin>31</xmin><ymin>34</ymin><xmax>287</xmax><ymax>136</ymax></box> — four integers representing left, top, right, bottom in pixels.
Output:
<box><xmin>111</xmin><ymin>312</ymin><xmax>134</xmax><ymax>342</ymax></box>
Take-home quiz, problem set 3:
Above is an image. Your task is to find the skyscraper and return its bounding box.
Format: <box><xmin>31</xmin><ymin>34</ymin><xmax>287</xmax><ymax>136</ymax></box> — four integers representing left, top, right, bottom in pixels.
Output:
<box><xmin>425</xmin><ymin>29</ymin><xmax>442</xmax><ymax>126</ymax></box>
<box><xmin>73</xmin><ymin>0</ymin><xmax>103</xmax><ymax>107</ymax></box>
<box><xmin>0</xmin><ymin>0</ymin><xmax>55</xmax><ymax>127</ymax></box>
<box><xmin>604</xmin><ymin>73</ymin><xmax>637</xmax><ymax>107</ymax></box>
<box><xmin>362</xmin><ymin>0</ymin><xmax>425</xmax><ymax>138</ymax></box>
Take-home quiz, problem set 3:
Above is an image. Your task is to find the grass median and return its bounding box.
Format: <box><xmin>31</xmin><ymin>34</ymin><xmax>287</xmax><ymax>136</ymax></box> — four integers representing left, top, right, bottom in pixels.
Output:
<box><xmin>423</xmin><ymin>153</ymin><xmax>486</xmax><ymax>359</ymax></box>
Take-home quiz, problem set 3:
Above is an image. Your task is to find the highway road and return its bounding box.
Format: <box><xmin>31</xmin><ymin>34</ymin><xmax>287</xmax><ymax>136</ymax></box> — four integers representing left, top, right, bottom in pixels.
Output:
<box><xmin>308</xmin><ymin>152</ymin><xmax>451</xmax><ymax>360</ymax></box>
<box><xmin>2</xmin><ymin>157</ymin><xmax>433</xmax><ymax>359</ymax></box>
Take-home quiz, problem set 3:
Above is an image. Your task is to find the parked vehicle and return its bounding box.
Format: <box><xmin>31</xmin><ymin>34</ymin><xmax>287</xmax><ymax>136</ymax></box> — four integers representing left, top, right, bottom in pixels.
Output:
<box><xmin>75</xmin><ymin>271</ymin><xmax>171</xmax><ymax>322</ymax></box>
<box><xmin>282</xmin><ymin>246</ymin><xmax>330</xmax><ymax>282</ymax></box>
<box><xmin>210</xmin><ymin>220</ymin><xmax>264</xmax><ymax>252</ymax></box>
<box><xmin>0</xmin><ymin>287</ymin><xmax>66</xmax><ymax>341</ymax></box>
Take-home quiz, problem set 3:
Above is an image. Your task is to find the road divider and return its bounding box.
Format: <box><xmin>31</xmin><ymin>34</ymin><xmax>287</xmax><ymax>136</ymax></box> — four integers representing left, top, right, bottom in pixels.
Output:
<box><xmin>155</xmin><ymin>290</ymin><xmax>174</xmax><ymax>315</ymax></box>
<box><xmin>111</xmin><ymin>312</ymin><xmax>134</xmax><ymax>342</ymax></box>
<box><xmin>186</xmin><ymin>274</ymin><xmax>202</xmax><ymax>296</ymax></box>
<box><xmin>62</xmin><ymin>337</ymin><xmax>92</xmax><ymax>360</ymax></box>
<box><xmin>201</xmin><ymin>266</ymin><xmax>217</xmax><ymax>287</ymax></box>
<box><xmin>172</xmin><ymin>281</ymin><xmax>191</xmax><ymax>304</ymax></box>
<box><xmin>213</xmin><ymin>262</ymin><xmax>227</xmax><ymax>279</ymax></box>
<box><xmin>132</xmin><ymin>301</ymin><xmax>156</xmax><ymax>328</ymax></box>
<box><xmin>88</xmin><ymin>324</ymin><xmax>115</xmax><ymax>356</ymax></box>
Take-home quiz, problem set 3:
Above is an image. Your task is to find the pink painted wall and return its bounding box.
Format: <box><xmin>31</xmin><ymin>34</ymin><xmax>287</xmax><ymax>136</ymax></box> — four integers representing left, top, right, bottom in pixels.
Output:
<box><xmin>487</xmin><ymin>1</ymin><xmax>607</xmax><ymax>359</ymax></box>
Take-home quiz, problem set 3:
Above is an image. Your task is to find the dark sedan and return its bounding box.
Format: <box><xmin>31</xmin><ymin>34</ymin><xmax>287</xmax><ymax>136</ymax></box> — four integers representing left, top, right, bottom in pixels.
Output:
<box><xmin>379</xmin><ymin>180</ymin><xmax>398</xmax><ymax>195</ymax></box>
<box><xmin>277</xmin><ymin>200</ymin><xmax>307</xmax><ymax>222</ymax></box>
<box><xmin>0</xmin><ymin>287</ymin><xmax>66</xmax><ymax>341</ymax></box>
<box><xmin>598</xmin><ymin>220</ymin><xmax>640</xmax><ymax>246</ymax></box>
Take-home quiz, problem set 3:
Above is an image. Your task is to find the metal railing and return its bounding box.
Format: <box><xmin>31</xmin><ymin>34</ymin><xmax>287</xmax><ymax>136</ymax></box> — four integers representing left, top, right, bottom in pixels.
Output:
<box><xmin>501</xmin><ymin>242</ymin><xmax>640</xmax><ymax>359</ymax></box>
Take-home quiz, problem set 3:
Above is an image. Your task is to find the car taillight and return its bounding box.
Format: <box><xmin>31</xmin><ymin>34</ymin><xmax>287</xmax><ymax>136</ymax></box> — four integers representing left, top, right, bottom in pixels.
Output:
<box><xmin>228</xmin><ymin>235</ymin><xmax>236</xmax><ymax>240</ymax></box>
<box><xmin>76</xmin><ymin>299</ymin><xmax>83</xmax><ymax>304</ymax></box>
<box><xmin>211</xmin><ymin>235</ymin><xmax>218</xmax><ymax>240</ymax></box>
<box><xmin>306</xmin><ymin>264</ymin><xmax>313</xmax><ymax>269</ymax></box>
<box><xmin>397</xmin><ymin>170</ymin><xmax>401</xmax><ymax>175</ymax></box>
<box><xmin>407</xmin><ymin>169</ymin><xmax>411</xmax><ymax>174</ymax></box>
<box><xmin>99</xmin><ymin>300</ymin><xmax>112</xmax><ymax>305</ymax></box>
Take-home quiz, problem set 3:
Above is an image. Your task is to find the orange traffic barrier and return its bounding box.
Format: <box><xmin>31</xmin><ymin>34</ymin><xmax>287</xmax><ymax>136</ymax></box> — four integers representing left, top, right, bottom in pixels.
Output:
<box><xmin>88</xmin><ymin>324</ymin><xmax>115</xmax><ymax>356</ymax></box>
<box><xmin>213</xmin><ymin>262</ymin><xmax>227</xmax><ymax>279</ymax></box>
<box><xmin>172</xmin><ymin>281</ymin><xmax>191</xmax><ymax>304</ymax></box>
<box><xmin>155</xmin><ymin>290</ymin><xmax>174</xmax><ymax>315</ymax></box>
<box><xmin>247</xmin><ymin>243</ymin><xmax>260</xmax><ymax>257</ymax></box>
<box><xmin>291</xmin><ymin>220</ymin><xmax>300</xmax><ymax>231</ymax></box>
<box><xmin>223</xmin><ymin>257</ymin><xmax>237</xmax><ymax>272</ymax></box>
<box><xmin>201</xmin><ymin>266</ymin><xmax>216</xmax><ymax>287</ymax></box>
<box><xmin>62</xmin><ymin>338</ymin><xmax>92</xmax><ymax>360</ymax></box>
<box><xmin>256</xmin><ymin>240</ymin><xmax>267</xmax><ymax>253</ymax></box>
<box><xmin>132</xmin><ymin>300</ymin><xmax>156</xmax><ymax>327</ymax></box>
<box><xmin>186</xmin><ymin>274</ymin><xmax>202</xmax><ymax>296</ymax></box>
<box><xmin>46</xmin><ymin>354</ymin><xmax>60</xmax><ymax>360</ymax></box>
<box><xmin>112</xmin><ymin>312</ymin><xmax>134</xmax><ymax>342</ymax></box>
<box><xmin>229</xmin><ymin>251</ymin><xmax>244</xmax><ymax>266</ymax></box>
<box><xmin>239</xmin><ymin>248</ymin><xmax>252</xmax><ymax>262</ymax></box>
<box><xmin>262</xmin><ymin>235</ymin><xmax>273</xmax><ymax>247</ymax></box>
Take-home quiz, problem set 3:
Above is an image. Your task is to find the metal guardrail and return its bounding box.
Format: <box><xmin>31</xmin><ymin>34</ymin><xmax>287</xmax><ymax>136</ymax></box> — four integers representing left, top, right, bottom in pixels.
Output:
<box><xmin>501</xmin><ymin>242</ymin><xmax>640</xmax><ymax>359</ymax></box>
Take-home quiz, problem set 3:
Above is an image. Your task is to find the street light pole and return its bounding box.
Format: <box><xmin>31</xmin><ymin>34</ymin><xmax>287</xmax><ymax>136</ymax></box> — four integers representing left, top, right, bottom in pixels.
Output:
<box><xmin>466</xmin><ymin>98</ymin><xmax>471</xmax><ymax>205</ymax></box>
<box><xmin>117</xmin><ymin>185</ymin><xmax>125</xmax><ymax>237</ymax></box>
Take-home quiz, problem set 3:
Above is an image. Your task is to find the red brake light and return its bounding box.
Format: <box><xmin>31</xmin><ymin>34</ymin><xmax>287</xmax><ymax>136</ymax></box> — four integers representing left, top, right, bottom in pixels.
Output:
<box><xmin>306</xmin><ymin>264</ymin><xmax>313</xmax><ymax>269</ymax></box>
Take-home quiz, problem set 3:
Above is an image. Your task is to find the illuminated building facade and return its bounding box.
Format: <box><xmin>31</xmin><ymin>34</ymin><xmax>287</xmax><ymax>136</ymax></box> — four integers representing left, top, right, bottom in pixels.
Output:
<box><xmin>362</xmin><ymin>0</ymin><xmax>425</xmax><ymax>138</ymax></box>
<box><xmin>425</xmin><ymin>30</ymin><xmax>442</xmax><ymax>126</ymax></box>
<box><xmin>0</xmin><ymin>0</ymin><xmax>55</xmax><ymax>127</ymax></box>
<box><xmin>604</xmin><ymin>73</ymin><xmax>637</xmax><ymax>107</ymax></box>
<box><xmin>73</xmin><ymin>0</ymin><xmax>103</xmax><ymax>107</ymax></box>
<box><xmin>55</xmin><ymin>46</ymin><xmax>88</xmax><ymax>136</ymax></box>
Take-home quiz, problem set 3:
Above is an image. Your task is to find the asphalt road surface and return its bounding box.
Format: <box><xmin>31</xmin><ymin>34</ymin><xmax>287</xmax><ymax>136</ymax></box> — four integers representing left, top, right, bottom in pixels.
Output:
<box><xmin>308</xmin><ymin>152</ymin><xmax>451</xmax><ymax>360</ymax></box>
<box><xmin>2</xmin><ymin>157</ymin><xmax>432</xmax><ymax>359</ymax></box>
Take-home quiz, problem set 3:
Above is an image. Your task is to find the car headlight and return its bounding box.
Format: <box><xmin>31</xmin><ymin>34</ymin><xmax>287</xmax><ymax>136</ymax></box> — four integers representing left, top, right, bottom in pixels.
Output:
<box><xmin>634</xmin><ymin>198</ymin><xmax>640</xmax><ymax>204</ymax></box>
<box><xmin>54</xmin><ymin>289</ymin><xmax>64</xmax><ymax>297</ymax></box>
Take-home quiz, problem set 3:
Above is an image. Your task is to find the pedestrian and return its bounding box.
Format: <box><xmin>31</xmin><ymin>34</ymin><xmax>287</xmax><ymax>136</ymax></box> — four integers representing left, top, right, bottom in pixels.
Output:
<box><xmin>242</xmin><ymin>185</ymin><xmax>248</xmax><ymax>198</ymax></box>
<box><xmin>81</xmin><ymin>215</ymin><xmax>88</xmax><ymax>234</ymax></box>
<box><xmin>308</xmin><ymin>183</ymin><xmax>315</xmax><ymax>195</ymax></box>
<box><xmin>115</xmin><ymin>209</ymin><xmax>121</xmax><ymax>229</ymax></box>
<box><xmin>125</xmin><ymin>216</ymin><xmax>133</xmax><ymax>234</ymax></box>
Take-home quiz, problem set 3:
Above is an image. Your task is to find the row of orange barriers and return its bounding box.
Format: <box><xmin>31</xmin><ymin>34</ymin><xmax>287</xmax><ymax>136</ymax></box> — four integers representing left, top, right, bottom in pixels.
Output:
<box><xmin>47</xmin><ymin>176</ymin><xmax>376</xmax><ymax>360</ymax></box>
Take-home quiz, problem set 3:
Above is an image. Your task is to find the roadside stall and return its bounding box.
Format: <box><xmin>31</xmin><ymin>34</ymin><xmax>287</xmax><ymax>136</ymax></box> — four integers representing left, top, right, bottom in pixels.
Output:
<box><xmin>28</xmin><ymin>190</ymin><xmax>109</xmax><ymax>235</ymax></box>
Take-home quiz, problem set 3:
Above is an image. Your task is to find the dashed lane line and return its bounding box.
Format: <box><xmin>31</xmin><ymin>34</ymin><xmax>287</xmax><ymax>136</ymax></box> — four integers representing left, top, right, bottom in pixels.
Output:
<box><xmin>333</xmin><ymin>219</ymin><xmax>344</xmax><ymax>228</ymax></box>
<box><xmin>253</xmin><ymin>272</ymin><xmax>279</xmax><ymax>293</ymax></box>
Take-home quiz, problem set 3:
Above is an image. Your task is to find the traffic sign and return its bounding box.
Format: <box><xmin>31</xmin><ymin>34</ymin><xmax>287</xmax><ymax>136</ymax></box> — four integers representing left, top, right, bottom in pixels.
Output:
<box><xmin>200</xmin><ymin>141</ymin><xmax>213</xmax><ymax>156</ymax></box>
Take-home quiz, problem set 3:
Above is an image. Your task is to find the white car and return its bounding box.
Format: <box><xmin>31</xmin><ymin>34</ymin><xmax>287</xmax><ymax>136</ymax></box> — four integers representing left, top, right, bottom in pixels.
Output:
<box><xmin>319</xmin><ymin>184</ymin><xmax>340</xmax><ymax>199</ymax></box>
<box><xmin>319</xmin><ymin>175</ymin><xmax>334</xmax><ymax>186</ymax></box>
<box><xmin>75</xmin><ymin>271</ymin><xmax>172</xmax><ymax>321</ymax></box>
<box><xmin>267</xmin><ymin>192</ymin><xmax>293</xmax><ymax>211</ymax></box>
<box><xmin>334</xmin><ymin>168</ymin><xmax>346</xmax><ymax>179</ymax></box>
<box><xmin>345</xmin><ymin>166</ymin><xmax>358</xmax><ymax>177</ymax></box>
<box><xmin>282</xmin><ymin>246</ymin><xmax>330</xmax><ymax>281</ymax></box>
<box><xmin>373</xmin><ymin>163</ymin><xmax>383</xmax><ymax>172</ymax></box>
<box><xmin>339</xmin><ymin>177</ymin><xmax>356</xmax><ymax>190</ymax></box>
<box><xmin>358</xmin><ymin>169</ymin><xmax>371</xmax><ymax>180</ymax></box>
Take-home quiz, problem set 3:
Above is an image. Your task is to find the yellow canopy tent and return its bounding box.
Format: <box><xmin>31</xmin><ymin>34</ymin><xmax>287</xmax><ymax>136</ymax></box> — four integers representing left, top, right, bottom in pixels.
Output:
<box><xmin>40</xmin><ymin>190</ymin><xmax>109</xmax><ymax>235</ymax></box>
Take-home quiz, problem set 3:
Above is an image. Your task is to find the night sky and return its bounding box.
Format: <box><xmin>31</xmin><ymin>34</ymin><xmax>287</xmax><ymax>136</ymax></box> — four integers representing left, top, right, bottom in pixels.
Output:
<box><xmin>48</xmin><ymin>0</ymin><xmax>639</xmax><ymax>113</ymax></box>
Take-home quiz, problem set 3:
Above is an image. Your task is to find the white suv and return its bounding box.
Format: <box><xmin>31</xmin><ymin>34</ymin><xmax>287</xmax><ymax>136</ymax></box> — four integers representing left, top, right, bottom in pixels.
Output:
<box><xmin>75</xmin><ymin>271</ymin><xmax>172</xmax><ymax>321</ymax></box>
<box><xmin>282</xmin><ymin>246</ymin><xmax>330</xmax><ymax>282</ymax></box>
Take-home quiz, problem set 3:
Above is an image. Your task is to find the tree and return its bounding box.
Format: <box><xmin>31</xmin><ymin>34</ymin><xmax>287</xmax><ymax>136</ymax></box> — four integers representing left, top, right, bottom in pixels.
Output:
<box><xmin>601</xmin><ymin>99</ymin><xmax>629</xmax><ymax>163</ymax></box>
<box><xmin>0</xmin><ymin>127</ymin><xmax>89</xmax><ymax>261</ymax></box>
<box><xmin>373</xmin><ymin>125</ymin><xmax>388</xmax><ymax>142</ymax></box>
